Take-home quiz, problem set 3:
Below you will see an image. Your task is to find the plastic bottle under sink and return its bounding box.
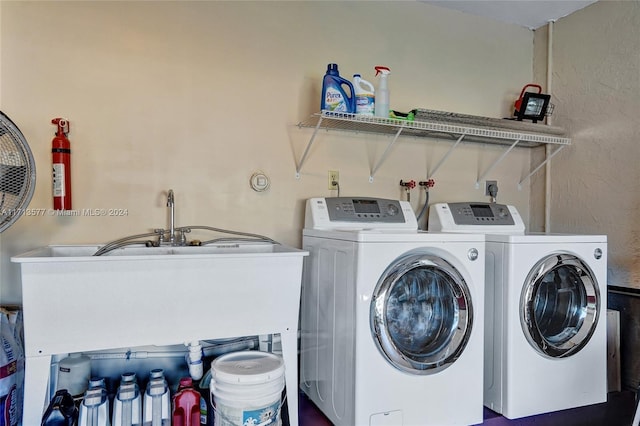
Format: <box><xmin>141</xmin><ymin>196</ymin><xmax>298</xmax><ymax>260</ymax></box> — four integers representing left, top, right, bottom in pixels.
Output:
<box><xmin>78</xmin><ymin>378</ymin><xmax>110</xmax><ymax>426</ymax></box>
<box><xmin>142</xmin><ymin>369</ymin><xmax>170</xmax><ymax>426</ymax></box>
<box><xmin>171</xmin><ymin>377</ymin><xmax>201</xmax><ymax>426</ymax></box>
<box><xmin>56</xmin><ymin>352</ymin><xmax>91</xmax><ymax>398</ymax></box>
<box><xmin>41</xmin><ymin>389</ymin><xmax>78</xmax><ymax>426</ymax></box>
<box><xmin>112</xmin><ymin>373</ymin><xmax>142</xmax><ymax>426</ymax></box>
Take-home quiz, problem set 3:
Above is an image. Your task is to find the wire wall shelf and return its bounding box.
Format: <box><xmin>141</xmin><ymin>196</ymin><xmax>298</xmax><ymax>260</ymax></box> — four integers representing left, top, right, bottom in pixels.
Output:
<box><xmin>296</xmin><ymin>111</ymin><xmax>571</xmax><ymax>187</ymax></box>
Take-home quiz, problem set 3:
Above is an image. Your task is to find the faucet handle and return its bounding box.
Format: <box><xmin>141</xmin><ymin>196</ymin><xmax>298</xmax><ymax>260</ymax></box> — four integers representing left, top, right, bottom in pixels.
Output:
<box><xmin>154</xmin><ymin>228</ymin><xmax>166</xmax><ymax>244</ymax></box>
<box><xmin>178</xmin><ymin>228</ymin><xmax>191</xmax><ymax>246</ymax></box>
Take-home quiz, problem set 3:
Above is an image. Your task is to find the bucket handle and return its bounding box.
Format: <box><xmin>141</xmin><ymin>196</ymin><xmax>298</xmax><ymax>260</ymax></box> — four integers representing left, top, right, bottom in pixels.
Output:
<box><xmin>209</xmin><ymin>392</ymin><xmax>287</xmax><ymax>426</ymax></box>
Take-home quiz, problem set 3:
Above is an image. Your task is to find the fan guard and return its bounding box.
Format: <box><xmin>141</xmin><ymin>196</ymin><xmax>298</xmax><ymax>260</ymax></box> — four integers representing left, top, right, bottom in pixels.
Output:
<box><xmin>0</xmin><ymin>111</ymin><xmax>36</xmax><ymax>233</ymax></box>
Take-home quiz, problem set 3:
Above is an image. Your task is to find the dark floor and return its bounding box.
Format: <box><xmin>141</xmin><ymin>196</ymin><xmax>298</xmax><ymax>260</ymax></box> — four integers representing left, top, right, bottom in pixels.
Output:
<box><xmin>297</xmin><ymin>390</ymin><xmax>637</xmax><ymax>426</ymax></box>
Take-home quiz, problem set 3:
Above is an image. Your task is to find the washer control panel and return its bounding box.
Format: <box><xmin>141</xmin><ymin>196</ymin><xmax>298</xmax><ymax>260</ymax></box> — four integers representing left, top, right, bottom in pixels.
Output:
<box><xmin>305</xmin><ymin>197</ymin><xmax>417</xmax><ymax>230</ymax></box>
<box><xmin>447</xmin><ymin>202</ymin><xmax>515</xmax><ymax>225</ymax></box>
<box><xmin>428</xmin><ymin>202</ymin><xmax>525</xmax><ymax>234</ymax></box>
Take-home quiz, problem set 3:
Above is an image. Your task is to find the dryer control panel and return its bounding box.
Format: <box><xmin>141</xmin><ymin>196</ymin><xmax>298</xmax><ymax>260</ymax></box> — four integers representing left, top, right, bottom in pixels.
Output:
<box><xmin>428</xmin><ymin>202</ymin><xmax>525</xmax><ymax>234</ymax></box>
<box><xmin>305</xmin><ymin>197</ymin><xmax>417</xmax><ymax>230</ymax></box>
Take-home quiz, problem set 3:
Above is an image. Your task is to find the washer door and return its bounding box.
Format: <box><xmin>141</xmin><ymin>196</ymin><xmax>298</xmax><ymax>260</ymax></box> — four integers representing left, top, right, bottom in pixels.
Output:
<box><xmin>521</xmin><ymin>253</ymin><xmax>600</xmax><ymax>358</ymax></box>
<box><xmin>370</xmin><ymin>250</ymin><xmax>474</xmax><ymax>375</ymax></box>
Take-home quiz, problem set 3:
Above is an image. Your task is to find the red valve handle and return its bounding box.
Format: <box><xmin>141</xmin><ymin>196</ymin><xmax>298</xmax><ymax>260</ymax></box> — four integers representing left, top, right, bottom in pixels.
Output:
<box><xmin>400</xmin><ymin>180</ymin><xmax>416</xmax><ymax>189</ymax></box>
<box><xmin>419</xmin><ymin>179</ymin><xmax>435</xmax><ymax>188</ymax></box>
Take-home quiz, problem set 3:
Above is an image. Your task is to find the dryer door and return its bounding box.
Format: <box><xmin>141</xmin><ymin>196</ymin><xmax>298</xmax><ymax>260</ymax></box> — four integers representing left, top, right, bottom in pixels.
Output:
<box><xmin>370</xmin><ymin>250</ymin><xmax>474</xmax><ymax>375</ymax></box>
<box><xmin>521</xmin><ymin>253</ymin><xmax>600</xmax><ymax>358</ymax></box>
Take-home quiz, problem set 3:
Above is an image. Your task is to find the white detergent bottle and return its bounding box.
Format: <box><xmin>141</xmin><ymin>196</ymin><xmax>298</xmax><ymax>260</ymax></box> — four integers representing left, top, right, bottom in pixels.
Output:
<box><xmin>142</xmin><ymin>369</ymin><xmax>170</xmax><ymax>426</ymax></box>
<box><xmin>353</xmin><ymin>74</ymin><xmax>375</xmax><ymax>116</ymax></box>
<box><xmin>374</xmin><ymin>65</ymin><xmax>391</xmax><ymax>118</ymax></box>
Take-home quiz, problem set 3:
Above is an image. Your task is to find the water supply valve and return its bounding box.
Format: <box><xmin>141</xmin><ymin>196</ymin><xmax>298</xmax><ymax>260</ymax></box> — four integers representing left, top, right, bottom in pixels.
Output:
<box><xmin>400</xmin><ymin>179</ymin><xmax>416</xmax><ymax>202</ymax></box>
<box><xmin>418</xmin><ymin>179</ymin><xmax>435</xmax><ymax>190</ymax></box>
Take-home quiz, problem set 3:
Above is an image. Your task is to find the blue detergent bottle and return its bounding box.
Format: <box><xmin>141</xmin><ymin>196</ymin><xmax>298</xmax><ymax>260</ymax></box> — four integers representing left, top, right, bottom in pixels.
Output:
<box><xmin>321</xmin><ymin>63</ymin><xmax>355</xmax><ymax>113</ymax></box>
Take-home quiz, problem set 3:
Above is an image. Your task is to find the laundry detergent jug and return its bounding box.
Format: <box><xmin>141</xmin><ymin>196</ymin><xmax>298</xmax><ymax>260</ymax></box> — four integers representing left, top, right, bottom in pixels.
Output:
<box><xmin>41</xmin><ymin>389</ymin><xmax>78</xmax><ymax>426</ymax></box>
<box><xmin>112</xmin><ymin>373</ymin><xmax>142</xmax><ymax>426</ymax></box>
<box><xmin>171</xmin><ymin>377</ymin><xmax>201</xmax><ymax>426</ymax></box>
<box><xmin>321</xmin><ymin>63</ymin><xmax>355</xmax><ymax>113</ymax></box>
<box><xmin>353</xmin><ymin>74</ymin><xmax>375</xmax><ymax>116</ymax></box>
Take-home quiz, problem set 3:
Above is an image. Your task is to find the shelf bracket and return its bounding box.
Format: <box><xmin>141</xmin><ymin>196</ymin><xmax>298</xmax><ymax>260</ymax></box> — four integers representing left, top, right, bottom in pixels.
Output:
<box><xmin>427</xmin><ymin>131</ymin><xmax>467</xmax><ymax>180</ymax></box>
<box><xmin>369</xmin><ymin>125</ymin><xmax>404</xmax><ymax>182</ymax></box>
<box><xmin>476</xmin><ymin>136</ymin><xmax>522</xmax><ymax>188</ymax></box>
<box><xmin>518</xmin><ymin>144</ymin><xmax>566</xmax><ymax>190</ymax></box>
<box><xmin>295</xmin><ymin>114</ymin><xmax>324</xmax><ymax>179</ymax></box>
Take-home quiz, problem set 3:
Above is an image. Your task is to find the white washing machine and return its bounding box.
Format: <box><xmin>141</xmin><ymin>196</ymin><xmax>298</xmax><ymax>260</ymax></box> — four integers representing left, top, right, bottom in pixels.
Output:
<box><xmin>300</xmin><ymin>197</ymin><xmax>485</xmax><ymax>426</ymax></box>
<box><xmin>429</xmin><ymin>202</ymin><xmax>608</xmax><ymax>420</ymax></box>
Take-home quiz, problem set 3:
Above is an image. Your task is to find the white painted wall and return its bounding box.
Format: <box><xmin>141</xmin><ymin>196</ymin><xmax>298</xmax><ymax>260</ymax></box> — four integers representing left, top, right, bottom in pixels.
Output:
<box><xmin>533</xmin><ymin>1</ymin><xmax>640</xmax><ymax>289</ymax></box>
<box><xmin>0</xmin><ymin>1</ymin><xmax>536</xmax><ymax>304</ymax></box>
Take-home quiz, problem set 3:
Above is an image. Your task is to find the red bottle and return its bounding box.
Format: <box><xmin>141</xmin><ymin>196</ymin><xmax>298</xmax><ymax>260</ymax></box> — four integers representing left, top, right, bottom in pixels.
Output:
<box><xmin>172</xmin><ymin>377</ymin><xmax>201</xmax><ymax>426</ymax></box>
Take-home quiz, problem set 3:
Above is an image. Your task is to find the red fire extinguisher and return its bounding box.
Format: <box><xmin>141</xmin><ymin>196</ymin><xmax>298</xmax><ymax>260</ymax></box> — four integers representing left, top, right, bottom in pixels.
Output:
<box><xmin>51</xmin><ymin>118</ymin><xmax>72</xmax><ymax>210</ymax></box>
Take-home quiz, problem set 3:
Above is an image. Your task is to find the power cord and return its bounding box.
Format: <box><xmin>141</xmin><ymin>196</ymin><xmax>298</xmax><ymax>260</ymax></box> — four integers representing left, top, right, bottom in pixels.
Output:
<box><xmin>487</xmin><ymin>182</ymin><xmax>499</xmax><ymax>203</ymax></box>
<box><xmin>331</xmin><ymin>180</ymin><xmax>340</xmax><ymax>197</ymax></box>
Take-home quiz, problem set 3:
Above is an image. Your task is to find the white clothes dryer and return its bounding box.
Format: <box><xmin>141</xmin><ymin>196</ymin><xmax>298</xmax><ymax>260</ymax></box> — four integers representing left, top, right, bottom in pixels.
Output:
<box><xmin>300</xmin><ymin>197</ymin><xmax>485</xmax><ymax>426</ymax></box>
<box><xmin>429</xmin><ymin>202</ymin><xmax>608</xmax><ymax>420</ymax></box>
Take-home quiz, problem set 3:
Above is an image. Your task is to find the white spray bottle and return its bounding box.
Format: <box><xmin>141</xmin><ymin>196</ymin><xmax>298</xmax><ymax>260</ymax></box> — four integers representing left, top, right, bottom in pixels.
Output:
<box><xmin>374</xmin><ymin>66</ymin><xmax>391</xmax><ymax>118</ymax></box>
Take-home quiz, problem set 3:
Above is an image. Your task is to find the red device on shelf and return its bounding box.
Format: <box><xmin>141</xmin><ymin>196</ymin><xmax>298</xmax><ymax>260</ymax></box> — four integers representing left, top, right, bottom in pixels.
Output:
<box><xmin>514</xmin><ymin>84</ymin><xmax>543</xmax><ymax>113</ymax></box>
<box><xmin>513</xmin><ymin>84</ymin><xmax>552</xmax><ymax>123</ymax></box>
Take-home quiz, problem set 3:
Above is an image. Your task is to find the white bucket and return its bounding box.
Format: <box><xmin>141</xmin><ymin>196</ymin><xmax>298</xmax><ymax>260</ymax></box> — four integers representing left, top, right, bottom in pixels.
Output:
<box><xmin>210</xmin><ymin>351</ymin><xmax>285</xmax><ymax>426</ymax></box>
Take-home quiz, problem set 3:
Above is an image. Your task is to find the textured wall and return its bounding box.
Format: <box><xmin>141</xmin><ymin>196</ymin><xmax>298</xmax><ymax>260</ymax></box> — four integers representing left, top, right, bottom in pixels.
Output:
<box><xmin>539</xmin><ymin>1</ymin><xmax>640</xmax><ymax>289</ymax></box>
<box><xmin>536</xmin><ymin>1</ymin><xmax>640</xmax><ymax>390</ymax></box>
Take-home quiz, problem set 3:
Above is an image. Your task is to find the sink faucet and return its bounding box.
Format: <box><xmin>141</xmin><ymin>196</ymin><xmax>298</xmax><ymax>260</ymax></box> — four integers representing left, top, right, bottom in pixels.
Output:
<box><xmin>167</xmin><ymin>189</ymin><xmax>175</xmax><ymax>245</ymax></box>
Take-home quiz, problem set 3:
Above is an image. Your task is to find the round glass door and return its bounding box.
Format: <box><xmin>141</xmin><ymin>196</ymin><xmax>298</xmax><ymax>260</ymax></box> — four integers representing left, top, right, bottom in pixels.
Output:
<box><xmin>520</xmin><ymin>253</ymin><xmax>600</xmax><ymax>358</ymax></box>
<box><xmin>370</xmin><ymin>250</ymin><xmax>474</xmax><ymax>375</ymax></box>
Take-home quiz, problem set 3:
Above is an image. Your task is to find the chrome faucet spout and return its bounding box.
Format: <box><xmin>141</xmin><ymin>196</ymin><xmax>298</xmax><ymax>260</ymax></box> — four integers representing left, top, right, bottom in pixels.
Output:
<box><xmin>167</xmin><ymin>189</ymin><xmax>175</xmax><ymax>244</ymax></box>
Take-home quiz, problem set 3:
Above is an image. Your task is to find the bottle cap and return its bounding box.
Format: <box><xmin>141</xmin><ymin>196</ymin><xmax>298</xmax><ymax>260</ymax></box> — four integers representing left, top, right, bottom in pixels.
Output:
<box><xmin>121</xmin><ymin>372</ymin><xmax>137</xmax><ymax>383</ymax></box>
<box><xmin>149</xmin><ymin>369</ymin><xmax>164</xmax><ymax>379</ymax></box>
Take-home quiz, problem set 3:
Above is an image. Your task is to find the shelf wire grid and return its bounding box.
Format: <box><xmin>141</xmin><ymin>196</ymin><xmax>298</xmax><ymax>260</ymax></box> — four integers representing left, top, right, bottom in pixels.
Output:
<box><xmin>298</xmin><ymin>111</ymin><xmax>571</xmax><ymax>148</ymax></box>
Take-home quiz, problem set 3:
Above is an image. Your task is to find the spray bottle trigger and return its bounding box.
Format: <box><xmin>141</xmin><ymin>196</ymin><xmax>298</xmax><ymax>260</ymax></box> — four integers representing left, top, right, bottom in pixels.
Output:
<box><xmin>374</xmin><ymin>66</ymin><xmax>391</xmax><ymax>76</ymax></box>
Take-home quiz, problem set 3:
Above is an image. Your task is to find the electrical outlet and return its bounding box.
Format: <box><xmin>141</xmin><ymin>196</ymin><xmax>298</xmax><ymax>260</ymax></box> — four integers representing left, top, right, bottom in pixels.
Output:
<box><xmin>485</xmin><ymin>180</ymin><xmax>498</xmax><ymax>196</ymax></box>
<box><xmin>328</xmin><ymin>170</ymin><xmax>339</xmax><ymax>190</ymax></box>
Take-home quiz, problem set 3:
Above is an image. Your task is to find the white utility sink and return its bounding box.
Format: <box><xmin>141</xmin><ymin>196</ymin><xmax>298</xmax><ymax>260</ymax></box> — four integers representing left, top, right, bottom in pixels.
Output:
<box><xmin>21</xmin><ymin>242</ymin><xmax>295</xmax><ymax>258</ymax></box>
<box><xmin>12</xmin><ymin>243</ymin><xmax>308</xmax><ymax>425</ymax></box>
